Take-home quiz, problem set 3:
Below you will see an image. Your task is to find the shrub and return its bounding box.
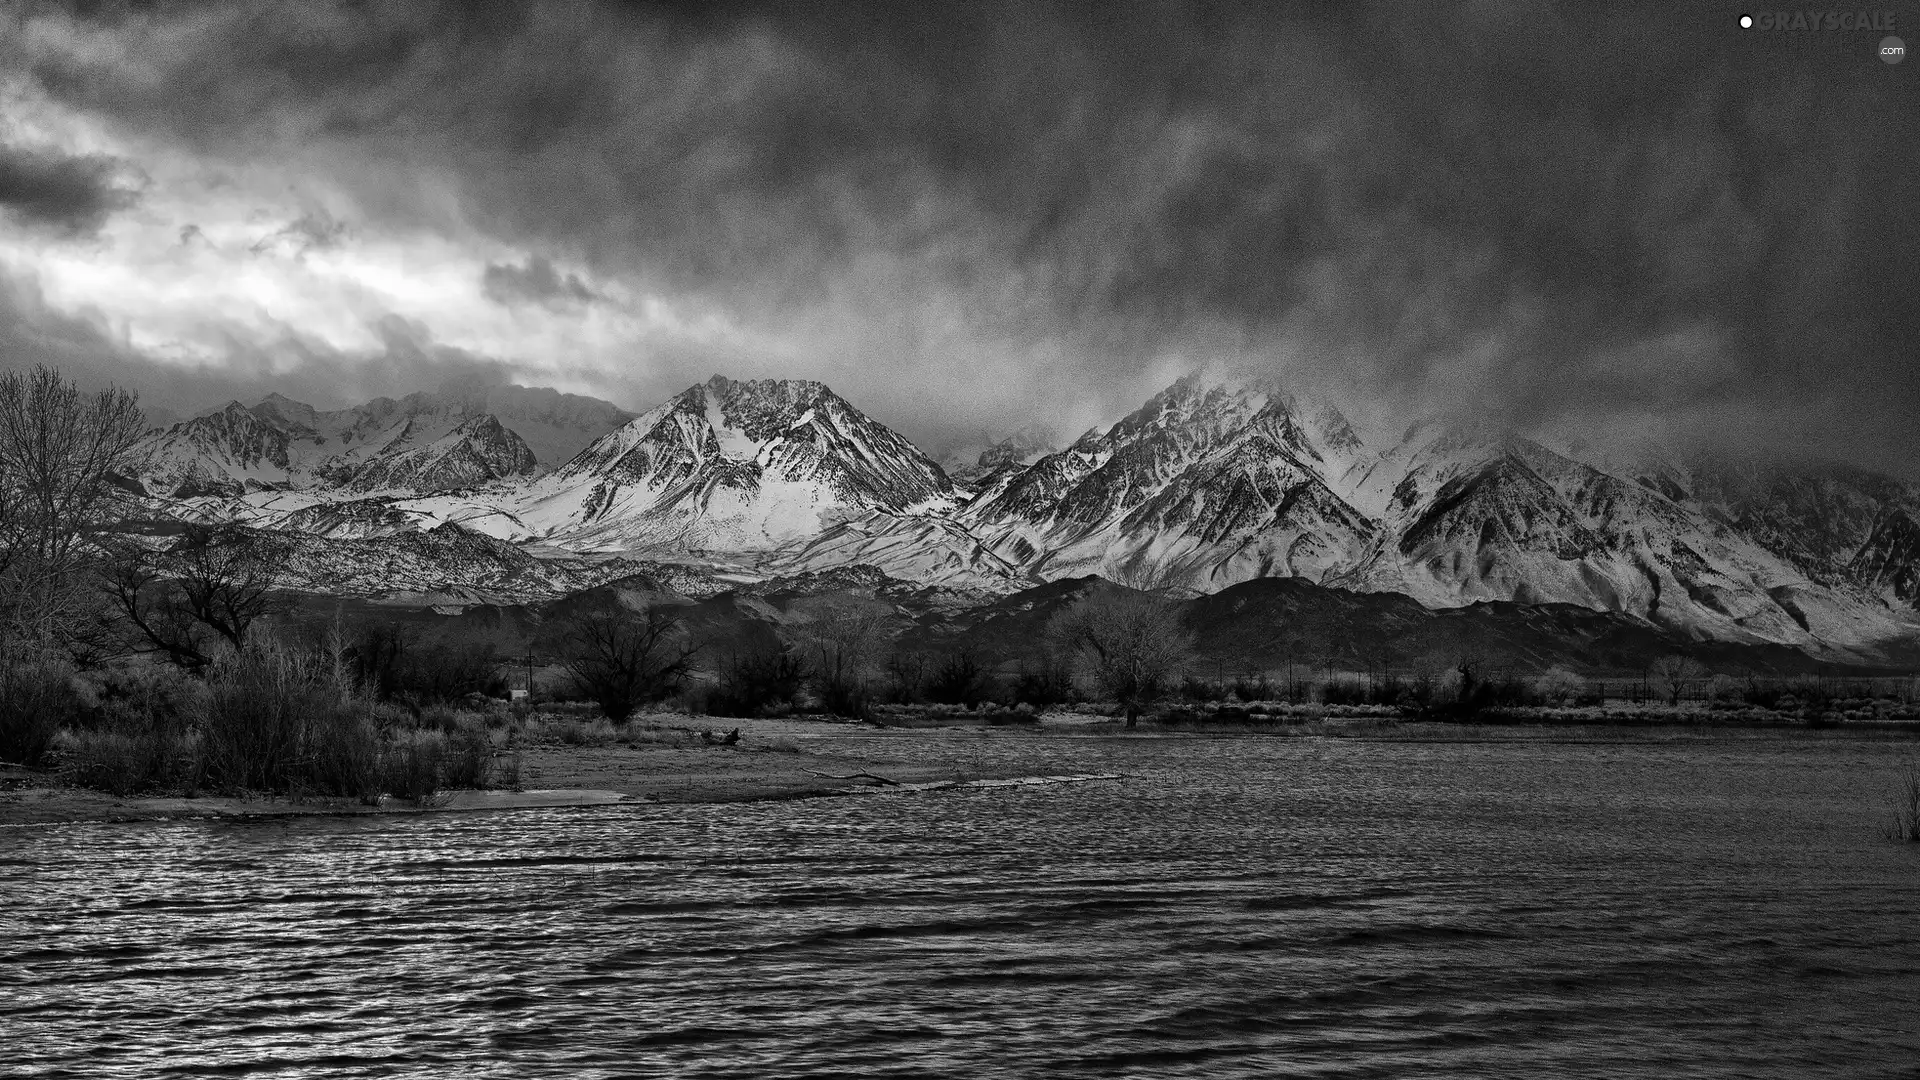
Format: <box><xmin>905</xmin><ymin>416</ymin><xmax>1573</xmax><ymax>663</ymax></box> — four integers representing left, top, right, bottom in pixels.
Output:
<box><xmin>1786</xmin><ymin>675</ymin><xmax>1835</xmax><ymax>714</ymax></box>
<box><xmin>382</xmin><ymin>729</ymin><xmax>448</xmax><ymax>803</ymax></box>
<box><xmin>94</xmin><ymin>663</ymin><xmax>207</xmax><ymax>736</ymax></box>
<box><xmin>201</xmin><ymin>642</ymin><xmax>316</xmax><ymax>791</ymax></box>
<box><xmin>440</xmin><ymin>727</ymin><xmax>493</xmax><ymax>790</ymax></box>
<box><xmin>347</xmin><ymin>619</ymin><xmax>505</xmax><ymax>704</ymax></box>
<box><xmin>416</xmin><ymin>703</ymin><xmax>466</xmax><ymax>733</ymax></box>
<box><xmin>1742</xmin><ymin>683</ymin><xmax>1783</xmax><ymax>708</ymax></box>
<box><xmin>302</xmin><ymin>706</ymin><xmax>382</xmax><ymax>801</ymax></box>
<box><xmin>21</xmin><ymin>629</ymin><xmax>510</xmax><ymax>801</ymax></box>
<box><xmin>925</xmin><ymin>651</ymin><xmax>989</xmax><ymax>708</ymax></box>
<box><xmin>1404</xmin><ymin>668</ymin><xmax>1438</xmax><ymax>708</ymax></box>
<box><xmin>198</xmin><ymin>642</ymin><xmax>387</xmax><ymax>799</ymax></box>
<box><xmin>1228</xmin><ymin>672</ymin><xmax>1276</xmax><ymax>703</ymax></box>
<box><xmin>52</xmin><ymin>730</ymin><xmax>154</xmax><ymax>797</ymax></box>
<box><xmin>884</xmin><ymin>651</ymin><xmax>931</xmax><ymax>704</ymax></box>
<box><xmin>398</xmin><ymin>641</ymin><xmax>506</xmax><ymax>703</ymax></box>
<box><xmin>1180</xmin><ymin>675</ymin><xmax>1226</xmax><ymax>702</ymax></box>
<box><xmin>48</xmin><ymin>721</ymin><xmax>203</xmax><ymax>797</ymax></box>
<box><xmin>375</xmin><ymin>724</ymin><xmax>506</xmax><ymax>802</ymax></box>
<box><xmin>708</xmin><ymin>646</ymin><xmax>807</xmax><ymax>718</ymax></box>
<box><xmin>1408</xmin><ymin>662</ymin><xmax>1541</xmax><ymax>720</ymax></box>
<box><xmin>1321</xmin><ymin>677</ymin><xmax>1369</xmax><ymax>706</ymax></box>
<box><xmin>1013</xmin><ymin>655</ymin><xmax>1075</xmax><ymax>708</ymax></box>
<box><xmin>492</xmin><ymin>748</ymin><xmax>522</xmax><ymax>789</ymax></box>
<box><xmin>0</xmin><ymin>659</ymin><xmax>88</xmax><ymax>766</ymax></box>
<box><xmin>349</xmin><ymin>620</ymin><xmax>411</xmax><ymax>698</ymax></box>
<box><xmin>819</xmin><ymin>678</ymin><xmax>871</xmax><ymax>719</ymax></box>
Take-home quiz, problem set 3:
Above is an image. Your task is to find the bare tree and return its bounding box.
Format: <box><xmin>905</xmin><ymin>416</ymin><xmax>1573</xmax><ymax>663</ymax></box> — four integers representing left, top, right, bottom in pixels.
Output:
<box><xmin>884</xmin><ymin>649</ymin><xmax>931</xmax><ymax>703</ymax></box>
<box><xmin>1649</xmin><ymin>654</ymin><xmax>1708</xmax><ymax>706</ymax></box>
<box><xmin>793</xmin><ymin>599</ymin><xmax>893</xmax><ymax>716</ymax></box>
<box><xmin>104</xmin><ymin>525</ymin><xmax>277</xmax><ymax>670</ymax></box>
<box><xmin>561</xmin><ymin>605</ymin><xmax>698</xmax><ymax>722</ymax></box>
<box><xmin>0</xmin><ymin>365</ymin><xmax>146</xmax><ymax>657</ymax></box>
<box><xmin>1048</xmin><ymin>586</ymin><xmax>1196</xmax><ymax>726</ymax></box>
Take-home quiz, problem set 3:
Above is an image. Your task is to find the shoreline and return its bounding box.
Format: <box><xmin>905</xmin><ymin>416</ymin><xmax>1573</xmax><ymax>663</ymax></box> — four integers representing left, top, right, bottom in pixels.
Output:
<box><xmin>0</xmin><ymin>714</ymin><xmax>1116</xmax><ymax>826</ymax></box>
<box><xmin>6</xmin><ymin>710</ymin><xmax>1916</xmax><ymax>827</ymax></box>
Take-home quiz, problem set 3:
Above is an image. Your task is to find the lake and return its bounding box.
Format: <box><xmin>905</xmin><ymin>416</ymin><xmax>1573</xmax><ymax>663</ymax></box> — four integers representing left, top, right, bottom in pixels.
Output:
<box><xmin>5</xmin><ymin>733</ymin><xmax>1918</xmax><ymax>1078</ymax></box>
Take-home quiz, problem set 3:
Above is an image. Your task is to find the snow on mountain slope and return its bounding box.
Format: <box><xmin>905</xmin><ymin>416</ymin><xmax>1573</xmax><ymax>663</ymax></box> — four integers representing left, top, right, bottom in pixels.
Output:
<box><xmin>955</xmin><ymin>374</ymin><xmax>1918</xmax><ymax>657</ymax></box>
<box><xmin>761</xmin><ymin>510</ymin><xmax>1037</xmax><ymax>595</ymax></box>
<box><xmin>356</xmin><ymin>378</ymin><xmax>636</xmax><ymax>470</ymax></box>
<box><xmin>1327</xmin><ymin>431</ymin><xmax>1866</xmax><ymax>649</ymax></box>
<box><xmin>133</xmin><ymin>380</ymin><xmax>632</xmax><ymax>498</ymax></box>
<box><xmin>334</xmin><ymin>415</ymin><xmax>538</xmax><ymax>493</ymax></box>
<box><xmin>960</xmin><ymin>373</ymin><xmax>1379</xmax><ymax>590</ymax></box>
<box><xmin>232</xmin><ymin>522</ymin><xmax>661</xmax><ymax>605</ymax></box>
<box><xmin>941</xmin><ymin>428</ymin><xmax>1058</xmax><ymax>489</ymax></box>
<box><xmin>513</xmin><ymin>375</ymin><xmax>957</xmax><ymax>554</ymax></box>
<box><xmin>135</xmin><ymin>402</ymin><xmax>302</xmax><ymax>497</ymax></box>
<box><xmin>1681</xmin><ymin>457</ymin><xmax>1920</xmax><ymax>602</ymax></box>
<box><xmin>1851</xmin><ymin>509</ymin><xmax>1920</xmax><ymax>608</ymax></box>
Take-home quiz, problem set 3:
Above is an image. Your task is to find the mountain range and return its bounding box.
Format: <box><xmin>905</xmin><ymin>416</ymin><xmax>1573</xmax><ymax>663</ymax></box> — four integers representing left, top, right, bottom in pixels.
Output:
<box><xmin>125</xmin><ymin>371</ymin><xmax>1920</xmax><ymax>666</ymax></box>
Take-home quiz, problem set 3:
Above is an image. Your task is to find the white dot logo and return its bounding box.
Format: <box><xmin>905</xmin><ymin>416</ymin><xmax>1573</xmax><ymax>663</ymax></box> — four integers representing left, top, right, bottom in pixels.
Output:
<box><xmin>1740</xmin><ymin>14</ymin><xmax>1753</xmax><ymax>28</ymax></box>
<box><xmin>1883</xmin><ymin>36</ymin><xmax>1907</xmax><ymax>64</ymax></box>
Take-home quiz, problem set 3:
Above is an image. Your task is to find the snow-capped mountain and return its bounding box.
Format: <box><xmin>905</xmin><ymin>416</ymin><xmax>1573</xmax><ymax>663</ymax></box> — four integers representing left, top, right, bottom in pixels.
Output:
<box><xmin>331</xmin><ymin>415</ymin><xmax>538</xmax><ymax>493</ymax></box>
<box><xmin>948</xmin><ymin>375</ymin><xmax>1919</xmax><ymax>657</ymax></box>
<box><xmin>1325</xmin><ymin>428</ymin><xmax>1885</xmax><ymax>651</ymax></box>
<box><xmin>137</xmin><ymin>401</ymin><xmax>303</xmax><ymax>497</ymax></box>
<box><xmin>960</xmin><ymin>374</ymin><xmax>1380</xmax><ymax>590</ymax></box>
<box><xmin>941</xmin><ymin>428</ymin><xmax>1057</xmax><ymax>488</ymax></box>
<box><xmin>133</xmin><ymin>380</ymin><xmax>632</xmax><ymax>498</ymax></box>
<box><xmin>509</xmin><ymin>375</ymin><xmax>958</xmax><ymax>554</ymax></box>
<box><xmin>129</xmin><ymin>369</ymin><xmax>1920</xmax><ymax>660</ymax></box>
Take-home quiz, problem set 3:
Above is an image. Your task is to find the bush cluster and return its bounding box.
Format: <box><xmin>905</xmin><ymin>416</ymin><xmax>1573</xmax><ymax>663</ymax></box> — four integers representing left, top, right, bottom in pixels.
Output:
<box><xmin>4</xmin><ymin>638</ymin><xmax>515</xmax><ymax>802</ymax></box>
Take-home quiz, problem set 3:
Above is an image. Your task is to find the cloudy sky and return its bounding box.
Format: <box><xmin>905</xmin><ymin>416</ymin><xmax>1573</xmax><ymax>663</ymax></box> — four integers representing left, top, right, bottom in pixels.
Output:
<box><xmin>0</xmin><ymin>0</ymin><xmax>1914</xmax><ymax>473</ymax></box>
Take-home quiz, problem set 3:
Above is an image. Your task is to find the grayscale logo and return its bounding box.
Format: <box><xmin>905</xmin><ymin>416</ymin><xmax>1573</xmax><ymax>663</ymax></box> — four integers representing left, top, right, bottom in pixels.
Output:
<box><xmin>1739</xmin><ymin>10</ymin><xmax>1897</xmax><ymax>31</ymax></box>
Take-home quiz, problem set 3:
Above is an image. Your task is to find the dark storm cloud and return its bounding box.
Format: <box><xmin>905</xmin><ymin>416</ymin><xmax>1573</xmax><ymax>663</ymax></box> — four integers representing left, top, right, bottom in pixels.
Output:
<box><xmin>481</xmin><ymin>256</ymin><xmax>601</xmax><ymax>307</ymax></box>
<box><xmin>14</xmin><ymin>0</ymin><xmax>1920</xmax><ymax>474</ymax></box>
<box><xmin>0</xmin><ymin>142</ymin><xmax>140</xmax><ymax>235</ymax></box>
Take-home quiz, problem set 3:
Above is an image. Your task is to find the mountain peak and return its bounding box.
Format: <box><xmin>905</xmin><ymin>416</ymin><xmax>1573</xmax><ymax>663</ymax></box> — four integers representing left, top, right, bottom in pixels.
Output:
<box><xmin>251</xmin><ymin>392</ymin><xmax>321</xmax><ymax>432</ymax></box>
<box><xmin>535</xmin><ymin>375</ymin><xmax>953</xmax><ymax>550</ymax></box>
<box><xmin>961</xmin><ymin>372</ymin><xmax>1376</xmax><ymax>589</ymax></box>
<box><xmin>338</xmin><ymin>411</ymin><xmax>538</xmax><ymax>493</ymax></box>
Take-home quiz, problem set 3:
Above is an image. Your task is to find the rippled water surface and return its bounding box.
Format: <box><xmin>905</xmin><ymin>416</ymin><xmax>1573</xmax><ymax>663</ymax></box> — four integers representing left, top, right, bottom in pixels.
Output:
<box><xmin>6</xmin><ymin>735</ymin><xmax>1920</xmax><ymax>1078</ymax></box>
